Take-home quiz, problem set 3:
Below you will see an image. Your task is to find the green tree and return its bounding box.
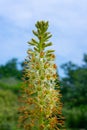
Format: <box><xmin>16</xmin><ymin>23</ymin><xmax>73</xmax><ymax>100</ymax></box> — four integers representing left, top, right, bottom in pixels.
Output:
<box><xmin>0</xmin><ymin>58</ymin><xmax>22</xmax><ymax>79</ymax></box>
<box><xmin>61</xmin><ymin>54</ymin><xmax>87</xmax><ymax>107</ymax></box>
<box><xmin>60</xmin><ymin>54</ymin><xmax>87</xmax><ymax>129</ymax></box>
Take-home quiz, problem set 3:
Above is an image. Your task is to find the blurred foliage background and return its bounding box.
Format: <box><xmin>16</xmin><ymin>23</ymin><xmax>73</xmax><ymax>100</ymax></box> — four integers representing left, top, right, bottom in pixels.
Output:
<box><xmin>0</xmin><ymin>54</ymin><xmax>87</xmax><ymax>130</ymax></box>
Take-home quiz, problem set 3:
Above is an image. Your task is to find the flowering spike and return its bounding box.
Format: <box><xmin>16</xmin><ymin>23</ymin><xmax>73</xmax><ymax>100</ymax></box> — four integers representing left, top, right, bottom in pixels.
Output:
<box><xmin>18</xmin><ymin>21</ymin><xmax>64</xmax><ymax>130</ymax></box>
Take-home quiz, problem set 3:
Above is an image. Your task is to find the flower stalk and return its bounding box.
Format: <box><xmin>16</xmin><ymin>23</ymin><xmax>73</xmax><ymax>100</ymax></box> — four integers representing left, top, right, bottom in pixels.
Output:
<box><xmin>18</xmin><ymin>21</ymin><xmax>64</xmax><ymax>130</ymax></box>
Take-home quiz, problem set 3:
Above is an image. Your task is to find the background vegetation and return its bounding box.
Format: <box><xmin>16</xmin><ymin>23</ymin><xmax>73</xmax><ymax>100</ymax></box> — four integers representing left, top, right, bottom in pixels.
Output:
<box><xmin>0</xmin><ymin>54</ymin><xmax>87</xmax><ymax>130</ymax></box>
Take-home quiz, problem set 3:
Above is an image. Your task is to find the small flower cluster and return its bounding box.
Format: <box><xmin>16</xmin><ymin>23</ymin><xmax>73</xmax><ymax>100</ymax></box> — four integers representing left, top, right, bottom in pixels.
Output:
<box><xmin>18</xmin><ymin>21</ymin><xmax>64</xmax><ymax>130</ymax></box>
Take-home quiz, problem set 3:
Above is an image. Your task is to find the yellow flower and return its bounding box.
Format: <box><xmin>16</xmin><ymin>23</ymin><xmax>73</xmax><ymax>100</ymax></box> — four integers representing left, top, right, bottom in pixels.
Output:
<box><xmin>46</xmin><ymin>75</ymin><xmax>50</xmax><ymax>80</ymax></box>
<box><xmin>53</xmin><ymin>64</ymin><xmax>57</xmax><ymax>69</ymax></box>
<box><xmin>40</xmin><ymin>51</ymin><xmax>44</xmax><ymax>58</ymax></box>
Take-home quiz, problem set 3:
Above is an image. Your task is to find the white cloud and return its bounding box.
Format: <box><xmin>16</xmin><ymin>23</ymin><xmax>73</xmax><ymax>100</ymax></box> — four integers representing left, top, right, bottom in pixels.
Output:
<box><xmin>0</xmin><ymin>0</ymin><xmax>87</xmax><ymax>28</ymax></box>
<box><xmin>0</xmin><ymin>0</ymin><xmax>87</xmax><ymax>71</ymax></box>
<box><xmin>0</xmin><ymin>0</ymin><xmax>32</xmax><ymax>27</ymax></box>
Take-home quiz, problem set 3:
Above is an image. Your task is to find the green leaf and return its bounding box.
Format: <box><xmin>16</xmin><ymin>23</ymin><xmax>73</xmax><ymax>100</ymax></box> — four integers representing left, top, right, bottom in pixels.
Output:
<box><xmin>45</xmin><ymin>34</ymin><xmax>52</xmax><ymax>41</ymax></box>
<box><xmin>30</xmin><ymin>92</ymin><xmax>38</xmax><ymax>97</ymax></box>
<box><xmin>27</xmin><ymin>41</ymin><xmax>36</xmax><ymax>46</ymax></box>
<box><xmin>32</xmin><ymin>39</ymin><xmax>38</xmax><ymax>44</ymax></box>
<box><xmin>34</xmin><ymin>47</ymin><xmax>39</xmax><ymax>52</ymax></box>
<box><xmin>46</xmin><ymin>50</ymin><xmax>55</xmax><ymax>53</ymax></box>
<box><xmin>33</xmin><ymin>30</ymin><xmax>38</xmax><ymax>37</ymax></box>
<box><xmin>44</xmin><ymin>42</ymin><xmax>52</xmax><ymax>47</ymax></box>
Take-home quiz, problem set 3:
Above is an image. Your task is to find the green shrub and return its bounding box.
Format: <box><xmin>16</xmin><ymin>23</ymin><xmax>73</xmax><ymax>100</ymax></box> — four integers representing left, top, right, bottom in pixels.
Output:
<box><xmin>63</xmin><ymin>106</ymin><xmax>87</xmax><ymax>129</ymax></box>
<box><xmin>0</xmin><ymin>89</ymin><xmax>20</xmax><ymax>130</ymax></box>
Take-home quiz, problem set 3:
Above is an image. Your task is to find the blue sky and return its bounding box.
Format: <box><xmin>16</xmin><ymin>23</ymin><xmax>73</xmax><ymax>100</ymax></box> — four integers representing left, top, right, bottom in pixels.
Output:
<box><xmin>0</xmin><ymin>0</ymin><xmax>87</xmax><ymax>76</ymax></box>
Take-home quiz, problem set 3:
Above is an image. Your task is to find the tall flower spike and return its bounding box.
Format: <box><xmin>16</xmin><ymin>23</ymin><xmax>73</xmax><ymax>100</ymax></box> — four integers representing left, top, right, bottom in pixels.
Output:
<box><xmin>18</xmin><ymin>21</ymin><xmax>64</xmax><ymax>130</ymax></box>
